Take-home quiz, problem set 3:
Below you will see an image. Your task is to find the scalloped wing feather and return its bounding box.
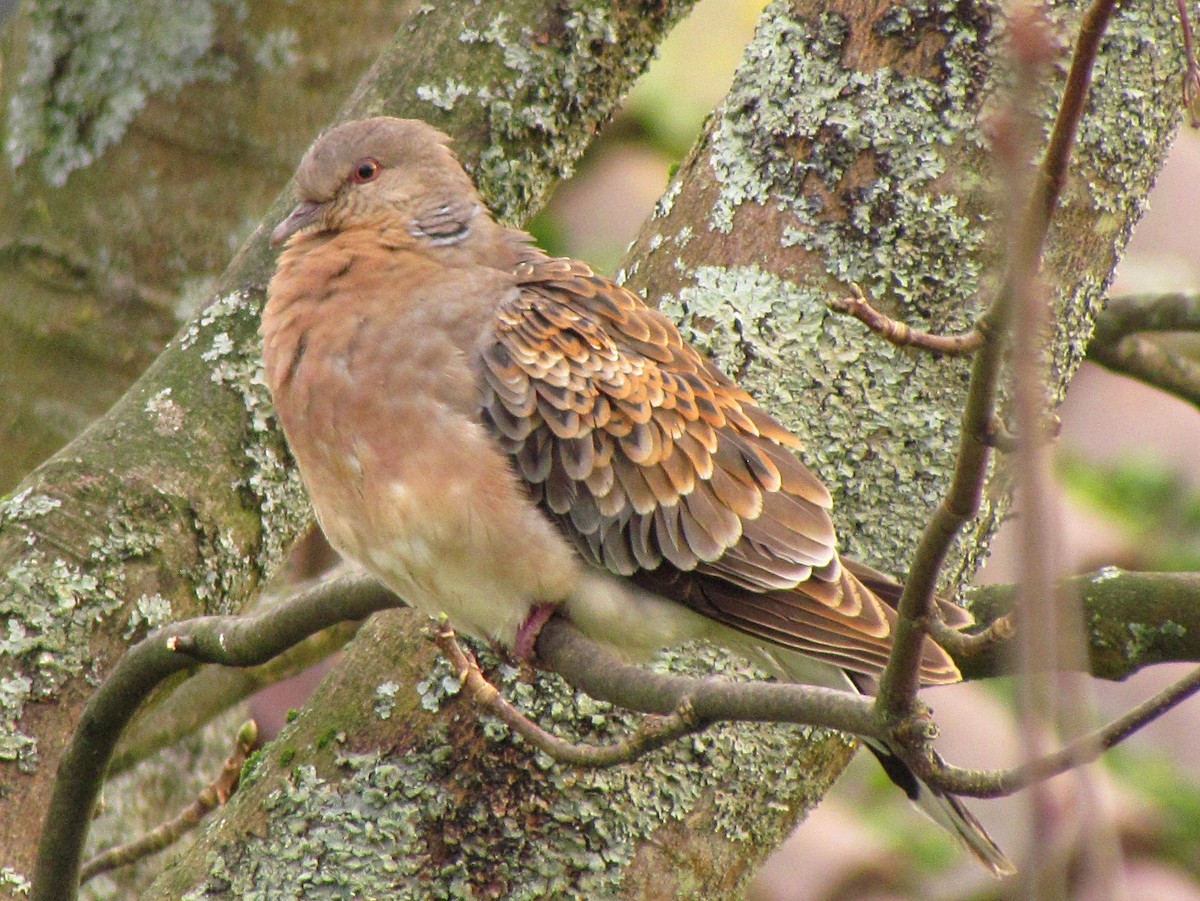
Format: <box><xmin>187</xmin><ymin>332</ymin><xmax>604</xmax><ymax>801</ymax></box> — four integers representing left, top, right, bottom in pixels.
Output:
<box><xmin>478</xmin><ymin>256</ymin><xmax>959</xmax><ymax>684</ymax></box>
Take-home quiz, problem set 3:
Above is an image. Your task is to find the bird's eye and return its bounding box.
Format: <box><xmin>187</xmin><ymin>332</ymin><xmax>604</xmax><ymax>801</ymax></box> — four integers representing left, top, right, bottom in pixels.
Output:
<box><xmin>350</xmin><ymin>158</ymin><xmax>380</xmax><ymax>184</ymax></box>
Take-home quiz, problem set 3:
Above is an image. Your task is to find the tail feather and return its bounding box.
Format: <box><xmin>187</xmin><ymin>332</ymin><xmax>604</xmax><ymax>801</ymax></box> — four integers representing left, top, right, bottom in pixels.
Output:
<box><xmin>864</xmin><ymin>740</ymin><xmax>1016</xmax><ymax>877</ymax></box>
<box><xmin>755</xmin><ymin>645</ymin><xmax>1016</xmax><ymax>877</ymax></box>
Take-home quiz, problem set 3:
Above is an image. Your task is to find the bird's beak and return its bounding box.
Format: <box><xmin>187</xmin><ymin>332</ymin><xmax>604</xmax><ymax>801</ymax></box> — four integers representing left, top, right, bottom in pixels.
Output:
<box><xmin>270</xmin><ymin>200</ymin><xmax>325</xmax><ymax>248</ymax></box>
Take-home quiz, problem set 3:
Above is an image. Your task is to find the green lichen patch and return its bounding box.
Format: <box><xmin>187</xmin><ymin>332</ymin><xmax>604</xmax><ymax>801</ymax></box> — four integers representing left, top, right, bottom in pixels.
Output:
<box><xmin>1124</xmin><ymin>619</ymin><xmax>1188</xmax><ymax>661</ymax></box>
<box><xmin>0</xmin><ymin>866</ymin><xmax>31</xmax><ymax>896</ymax></box>
<box><xmin>123</xmin><ymin>593</ymin><xmax>175</xmax><ymax>640</ymax></box>
<box><xmin>402</xmin><ymin>641</ymin><xmax>845</xmax><ymax>897</ymax></box>
<box><xmin>709</xmin><ymin>2</ymin><xmax>988</xmax><ymax>318</ymax></box>
<box><xmin>440</xmin><ymin>0</ymin><xmax>692</xmax><ymax>225</ymax></box>
<box><xmin>144</xmin><ymin>388</ymin><xmax>186</xmax><ymax>435</ymax></box>
<box><xmin>0</xmin><ymin>675</ymin><xmax>37</xmax><ymax>773</ymax></box>
<box><xmin>7</xmin><ymin>0</ymin><xmax>243</xmax><ymax>184</ymax></box>
<box><xmin>0</xmin><ymin>488</ymin><xmax>62</xmax><ymax>521</ymax></box>
<box><xmin>184</xmin><ymin>289</ymin><xmax>310</xmax><ymax>590</ymax></box>
<box><xmin>0</xmin><ymin>550</ymin><xmax>124</xmax><ymax>772</ymax></box>
<box><xmin>373</xmin><ymin>681</ymin><xmax>401</xmax><ymax>721</ymax></box>
<box><xmin>414</xmin><ymin>79</ymin><xmax>473</xmax><ymax>112</ymax></box>
<box><xmin>173</xmin><ymin>633</ymin><xmax>846</xmax><ymax>900</ymax></box>
<box><xmin>414</xmin><ymin>655</ymin><xmax>464</xmax><ymax>713</ymax></box>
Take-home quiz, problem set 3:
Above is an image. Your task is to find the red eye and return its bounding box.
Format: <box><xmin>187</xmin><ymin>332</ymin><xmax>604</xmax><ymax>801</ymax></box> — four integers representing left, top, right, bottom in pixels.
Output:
<box><xmin>350</xmin><ymin>158</ymin><xmax>380</xmax><ymax>183</ymax></box>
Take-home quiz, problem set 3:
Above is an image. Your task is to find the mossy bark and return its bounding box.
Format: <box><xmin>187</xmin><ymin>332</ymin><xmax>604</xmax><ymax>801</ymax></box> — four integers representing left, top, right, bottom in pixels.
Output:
<box><xmin>0</xmin><ymin>0</ymin><xmax>424</xmax><ymax>493</ymax></box>
<box><xmin>0</xmin><ymin>0</ymin><xmax>695</xmax><ymax>892</ymax></box>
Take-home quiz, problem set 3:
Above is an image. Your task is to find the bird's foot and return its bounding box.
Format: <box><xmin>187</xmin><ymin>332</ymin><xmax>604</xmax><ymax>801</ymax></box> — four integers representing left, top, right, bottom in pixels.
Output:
<box><xmin>513</xmin><ymin>603</ymin><xmax>559</xmax><ymax>662</ymax></box>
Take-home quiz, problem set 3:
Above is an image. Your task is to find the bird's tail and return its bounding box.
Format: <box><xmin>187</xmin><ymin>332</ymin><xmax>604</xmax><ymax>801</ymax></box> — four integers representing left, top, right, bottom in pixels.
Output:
<box><xmin>862</xmin><ymin>738</ymin><xmax>1016</xmax><ymax>877</ymax></box>
<box><xmin>753</xmin><ymin>643</ymin><xmax>1015</xmax><ymax>877</ymax></box>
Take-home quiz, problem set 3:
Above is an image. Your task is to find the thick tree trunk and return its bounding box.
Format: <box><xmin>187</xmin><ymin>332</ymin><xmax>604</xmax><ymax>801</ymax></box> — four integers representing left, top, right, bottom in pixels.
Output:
<box><xmin>0</xmin><ymin>0</ymin><xmax>696</xmax><ymax>893</ymax></box>
<box><xmin>0</xmin><ymin>0</ymin><xmax>423</xmax><ymax>492</ymax></box>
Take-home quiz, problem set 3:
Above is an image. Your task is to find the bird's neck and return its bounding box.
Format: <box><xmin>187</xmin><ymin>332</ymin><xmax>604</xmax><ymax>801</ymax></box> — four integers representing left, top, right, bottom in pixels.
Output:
<box><xmin>262</xmin><ymin>227</ymin><xmax>519</xmax><ymax>398</ymax></box>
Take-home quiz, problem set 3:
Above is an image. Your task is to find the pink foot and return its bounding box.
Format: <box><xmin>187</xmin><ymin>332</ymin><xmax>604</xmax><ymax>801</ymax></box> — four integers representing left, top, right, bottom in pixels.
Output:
<box><xmin>513</xmin><ymin>603</ymin><xmax>559</xmax><ymax>662</ymax></box>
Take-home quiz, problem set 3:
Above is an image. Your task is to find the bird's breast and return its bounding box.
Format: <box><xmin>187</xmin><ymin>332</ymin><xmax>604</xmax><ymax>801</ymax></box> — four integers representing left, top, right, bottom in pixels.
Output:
<box><xmin>262</xmin><ymin>239</ymin><xmax>581</xmax><ymax>645</ymax></box>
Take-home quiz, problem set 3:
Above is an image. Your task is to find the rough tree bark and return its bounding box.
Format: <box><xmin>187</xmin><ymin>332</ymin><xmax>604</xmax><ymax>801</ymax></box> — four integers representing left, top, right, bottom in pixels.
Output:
<box><xmin>0</xmin><ymin>0</ymin><xmax>698</xmax><ymax>894</ymax></box>
<box><xmin>0</xmin><ymin>0</ymin><xmax>1187</xmax><ymax>897</ymax></box>
<box><xmin>0</xmin><ymin>0</ymin><xmax>426</xmax><ymax>492</ymax></box>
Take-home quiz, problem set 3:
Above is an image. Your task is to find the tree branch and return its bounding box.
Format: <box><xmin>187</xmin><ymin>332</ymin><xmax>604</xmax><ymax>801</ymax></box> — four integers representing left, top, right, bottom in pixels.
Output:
<box><xmin>1096</xmin><ymin>292</ymin><xmax>1200</xmax><ymax>338</ymax></box>
<box><xmin>829</xmin><ymin>286</ymin><xmax>985</xmax><ymax>356</ymax></box>
<box><xmin>1087</xmin><ymin>292</ymin><xmax>1200</xmax><ymax>410</ymax></box>
<box><xmin>961</xmin><ymin>569</ymin><xmax>1200</xmax><ymax>681</ymax></box>
<box><xmin>1089</xmin><ymin>334</ymin><xmax>1200</xmax><ymax>411</ymax></box>
<box><xmin>110</xmin><ymin>618</ymin><xmax>361</xmax><ymax>776</ymax></box>
<box><xmin>32</xmin><ymin>574</ymin><xmax>399</xmax><ymax>901</ymax></box>
<box><xmin>81</xmin><ymin>720</ymin><xmax>258</xmax><ymax>883</ymax></box>
<box><xmin>875</xmin><ymin>0</ymin><xmax>1120</xmax><ymax>723</ymax></box>
<box><xmin>436</xmin><ymin>626</ymin><xmax>706</xmax><ymax>767</ymax></box>
<box><xmin>911</xmin><ymin>663</ymin><xmax>1200</xmax><ymax>798</ymax></box>
<box><xmin>1177</xmin><ymin>0</ymin><xmax>1200</xmax><ymax>127</ymax></box>
<box><xmin>40</xmin><ymin>558</ymin><xmax>1200</xmax><ymax>900</ymax></box>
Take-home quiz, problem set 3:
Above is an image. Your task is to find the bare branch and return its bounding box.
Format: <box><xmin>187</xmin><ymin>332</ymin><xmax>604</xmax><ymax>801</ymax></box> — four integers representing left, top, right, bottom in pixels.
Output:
<box><xmin>1097</xmin><ymin>291</ymin><xmax>1200</xmax><ymax>337</ymax></box>
<box><xmin>828</xmin><ymin>286</ymin><xmax>984</xmax><ymax>356</ymax></box>
<box><xmin>31</xmin><ymin>574</ymin><xmax>400</xmax><ymax>901</ymax></box>
<box><xmin>1089</xmin><ymin>333</ymin><xmax>1200</xmax><ymax>412</ymax></box>
<box><xmin>929</xmin><ymin>612</ymin><xmax>1016</xmax><ymax>659</ymax></box>
<box><xmin>875</xmin><ymin>0</ymin><xmax>1122</xmax><ymax>722</ymax></box>
<box><xmin>435</xmin><ymin>625</ymin><xmax>703</xmax><ymax>767</ymax></box>
<box><xmin>111</xmin><ymin>618</ymin><xmax>360</xmax><ymax>776</ymax></box>
<box><xmin>1088</xmin><ymin>293</ymin><xmax>1200</xmax><ymax>411</ymax></box>
<box><xmin>961</xmin><ymin>569</ymin><xmax>1200</xmax><ymax>681</ymax></box>
<box><xmin>37</xmin><ymin>567</ymin><xmax>1200</xmax><ymax>899</ymax></box>
<box><xmin>910</xmin><ymin>664</ymin><xmax>1200</xmax><ymax>798</ymax></box>
<box><xmin>535</xmin><ymin>619</ymin><xmax>878</xmax><ymax>736</ymax></box>
<box><xmin>81</xmin><ymin>721</ymin><xmax>257</xmax><ymax>883</ymax></box>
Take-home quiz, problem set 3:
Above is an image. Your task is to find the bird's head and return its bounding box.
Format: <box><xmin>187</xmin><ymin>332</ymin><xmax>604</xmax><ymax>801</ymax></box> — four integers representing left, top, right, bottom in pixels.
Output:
<box><xmin>270</xmin><ymin>117</ymin><xmax>483</xmax><ymax>248</ymax></box>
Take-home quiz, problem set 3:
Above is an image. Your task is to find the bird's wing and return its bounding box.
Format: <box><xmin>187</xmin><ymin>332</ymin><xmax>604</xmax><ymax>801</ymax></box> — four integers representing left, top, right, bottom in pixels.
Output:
<box><xmin>478</xmin><ymin>256</ymin><xmax>957</xmax><ymax>682</ymax></box>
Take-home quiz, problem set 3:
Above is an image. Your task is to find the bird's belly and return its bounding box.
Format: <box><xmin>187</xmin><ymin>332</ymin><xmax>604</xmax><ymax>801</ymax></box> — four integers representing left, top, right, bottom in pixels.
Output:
<box><xmin>354</xmin><ymin>525</ymin><xmax>535</xmax><ymax>645</ymax></box>
<box><xmin>310</xmin><ymin>462</ymin><xmax>581</xmax><ymax>648</ymax></box>
<box><xmin>278</xmin><ymin>359</ymin><xmax>582</xmax><ymax>648</ymax></box>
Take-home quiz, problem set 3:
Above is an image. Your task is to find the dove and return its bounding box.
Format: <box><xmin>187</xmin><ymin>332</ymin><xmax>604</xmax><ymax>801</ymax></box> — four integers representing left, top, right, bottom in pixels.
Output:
<box><xmin>262</xmin><ymin>117</ymin><xmax>1013</xmax><ymax>875</ymax></box>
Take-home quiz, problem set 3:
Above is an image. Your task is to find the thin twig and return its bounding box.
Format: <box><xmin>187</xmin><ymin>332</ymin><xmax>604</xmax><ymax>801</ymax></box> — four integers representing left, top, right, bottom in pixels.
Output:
<box><xmin>38</xmin><ymin>555</ymin><xmax>1200</xmax><ymax>901</ymax></box>
<box><xmin>31</xmin><ymin>574</ymin><xmax>401</xmax><ymax>901</ymax></box>
<box><xmin>1096</xmin><ymin>291</ymin><xmax>1200</xmax><ymax>339</ymax></box>
<box><xmin>928</xmin><ymin>612</ymin><xmax>1016</xmax><ymax>658</ymax></box>
<box><xmin>911</xmin><ymin>664</ymin><xmax>1200</xmax><ymax>798</ymax></box>
<box><xmin>1177</xmin><ymin>0</ymin><xmax>1200</xmax><ymax>127</ymax></box>
<box><xmin>1003</xmin><ymin>10</ymin><xmax>1082</xmax><ymax>890</ymax></box>
<box><xmin>1033</xmin><ymin>0</ymin><xmax>1121</xmax><ymax>243</ymax></box>
<box><xmin>1089</xmin><ymin>333</ymin><xmax>1200</xmax><ymax>412</ymax></box>
<box><xmin>435</xmin><ymin>625</ymin><xmax>703</xmax><ymax>767</ymax></box>
<box><xmin>980</xmin><ymin>415</ymin><xmax>1019</xmax><ymax>452</ymax></box>
<box><xmin>535</xmin><ymin>619</ymin><xmax>879</xmax><ymax>734</ymax></box>
<box><xmin>1088</xmin><ymin>292</ymin><xmax>1200</xmax><ymax>411</ymax></box>
<box><xmin>80</xmin><ymin>721</ymin><xmax>258</xmax><ymax>883</ymax></box>
<box><xmin>536</xmin><ymin>619</ymin><xmax>1200</xmax><ymax>801</ymax></box>
<box><xmin>874</xmin><ymin>0</ymin><xmax>1121</xmax><ymax>722</ymax></box>
<box><xmin>978</xmin><ymin>413</ymin><xmax>1061</xmax><ymax>452</ymax></box>
<box><xmin>111</xmin><ymin>618</ymin><xmax>361</xmax><ymax>776</ymax></box>
<box><xmin>828</xmin><ymin>286</ymin><xmax>984</xmax><ymax>356</ymax></box>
